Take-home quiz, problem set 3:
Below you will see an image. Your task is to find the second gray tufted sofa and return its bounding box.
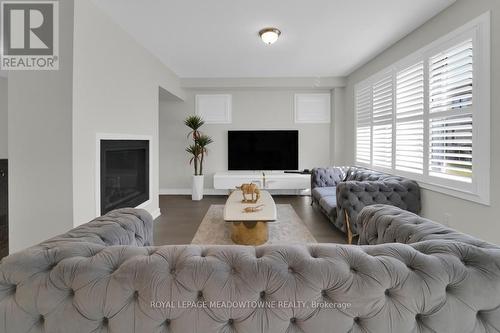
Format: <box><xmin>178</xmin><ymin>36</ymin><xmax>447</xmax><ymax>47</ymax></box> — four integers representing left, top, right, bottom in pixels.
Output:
<box><xmin>1</xmin><ymin>206</ymin><xmax>500</xmax><ymax>333</ymax></box>
<box><xmin>311</xmin><ymin>166</ymin><xmax>421</xmax><ymax>240</ymax></box>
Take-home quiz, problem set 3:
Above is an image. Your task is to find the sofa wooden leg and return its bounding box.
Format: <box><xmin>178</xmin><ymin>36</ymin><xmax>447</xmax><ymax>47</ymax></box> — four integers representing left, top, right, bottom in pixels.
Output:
<box><xmin>345</xmin><ymin>210</ymin><xmax>353</xmax><ymax>245</ymax></box>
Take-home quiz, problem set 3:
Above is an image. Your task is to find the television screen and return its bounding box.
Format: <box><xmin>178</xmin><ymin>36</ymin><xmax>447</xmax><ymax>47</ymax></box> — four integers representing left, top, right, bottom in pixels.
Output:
<box><xmin>228</xmin><ymin>130</ymin><xmax>298</xmax><ymax>170</ymax></box>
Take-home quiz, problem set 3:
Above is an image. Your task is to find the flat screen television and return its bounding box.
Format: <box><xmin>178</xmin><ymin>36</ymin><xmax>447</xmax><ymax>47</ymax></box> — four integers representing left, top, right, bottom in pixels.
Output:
<box><xmin>228</xmin><ymin>130</ymin><xmax>299</xmax><ymax>170</ymax></box>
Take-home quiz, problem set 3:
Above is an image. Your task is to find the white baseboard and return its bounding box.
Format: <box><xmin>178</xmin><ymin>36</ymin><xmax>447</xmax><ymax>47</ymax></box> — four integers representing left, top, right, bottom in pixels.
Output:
<box><xmin>159</xmin><ymin>188</ymin><xmax>310</xmax><ymax>196</ymax></box>
<box><xmin>159</xmin><ymin>188</ymin><xmax>228</xmax><ymax>195</ymax></box>
<box><xmin>151</xmin><ymin>208</ymin><xmax>161</xmax><ymax>220</ymax></box>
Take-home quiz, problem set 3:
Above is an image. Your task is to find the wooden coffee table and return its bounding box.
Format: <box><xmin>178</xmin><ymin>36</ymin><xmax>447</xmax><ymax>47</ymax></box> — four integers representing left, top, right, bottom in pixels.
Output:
<box><xmin>224</xmin><ymin>190</ymin><xmax>277</xmax><ymax>245</ymax></box>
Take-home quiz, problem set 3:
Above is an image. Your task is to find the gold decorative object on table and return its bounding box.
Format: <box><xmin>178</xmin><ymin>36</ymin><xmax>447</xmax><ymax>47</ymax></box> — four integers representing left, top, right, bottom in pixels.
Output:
<box><xmin>236</xmin><ymin>183</ymin><xmax>261</xmax><ymax>203</ymax></box>
<box><xmin>242</xmin><ymin>205</ymin><xmax>264</xmax><ymax>213</ymax></box>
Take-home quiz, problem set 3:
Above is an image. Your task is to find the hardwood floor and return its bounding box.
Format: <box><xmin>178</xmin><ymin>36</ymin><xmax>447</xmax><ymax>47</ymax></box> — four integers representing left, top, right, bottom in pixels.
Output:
<box><xmin>154</xmin><ymin>195</ymin><xmax>346</xmax><ymax>246</ymax></box>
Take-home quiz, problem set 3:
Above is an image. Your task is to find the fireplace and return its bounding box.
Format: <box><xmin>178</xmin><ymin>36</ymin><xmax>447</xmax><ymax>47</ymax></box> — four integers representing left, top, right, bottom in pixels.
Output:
<box><xmin>100</xmin><ymin>140</ymin><xmax>149</xmax><ymax>215</ymax></box>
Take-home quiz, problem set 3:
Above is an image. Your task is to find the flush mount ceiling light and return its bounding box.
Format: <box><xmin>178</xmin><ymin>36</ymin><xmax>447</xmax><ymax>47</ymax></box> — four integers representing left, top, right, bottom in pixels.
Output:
<box><xmin>259</xmin><ymin>27</ymin><xmax>281</xmax><ymax>45</ymax></box>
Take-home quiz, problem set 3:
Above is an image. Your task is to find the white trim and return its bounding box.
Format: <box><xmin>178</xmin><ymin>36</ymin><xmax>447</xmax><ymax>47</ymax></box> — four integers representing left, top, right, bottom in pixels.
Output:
<box><xmin>95</xmin><ymin>133</ymin><xmax>154</xmax><ymax>217</ymax></box>
<box><xmin>354</xmin><ymin>12</ymin><xmax>490</xmax><ymax>205</ymax></box>
<box><xmin>150</xmin><ymin>208</ymin><xmax>161</xmax><ymax>220</ymax></box>
<box><xmin>160</xmin><ymin>188</ymin><xmax>227</xmax><ymax>195</ymax></box>
<box><xmin>294</xmin><ymin>93</ymin><xmax>331</xmax><ymax>124</ymax></box>
<box><xmin>195</xmin><ymin>94</ymin><xmax>232</xmax><ymax>124</ymax></box>
<box><xmin>180</xmin><ymin>77</ymin><xmax>347</xmax><ymax>89</ymax></box>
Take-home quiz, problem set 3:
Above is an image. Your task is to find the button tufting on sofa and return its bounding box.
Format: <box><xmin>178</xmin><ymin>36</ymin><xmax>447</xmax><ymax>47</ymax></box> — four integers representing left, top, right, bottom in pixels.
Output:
<box><xmin>2</xmin><ymin>207</ymin><xmax>500</xmax><ymax>333</ymax></box>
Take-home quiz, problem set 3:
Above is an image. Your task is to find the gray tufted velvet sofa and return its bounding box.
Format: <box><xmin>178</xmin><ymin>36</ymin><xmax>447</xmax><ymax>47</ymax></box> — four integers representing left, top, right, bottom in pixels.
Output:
<box><xmin>2</xmin><ymin>206</ymin><xmax>500</xmax><ymax>333</ymax></box>
<box><xmin>311</xmin><ymin>166</ymin><xmax>421</xmax><ymax>241</ymax></box>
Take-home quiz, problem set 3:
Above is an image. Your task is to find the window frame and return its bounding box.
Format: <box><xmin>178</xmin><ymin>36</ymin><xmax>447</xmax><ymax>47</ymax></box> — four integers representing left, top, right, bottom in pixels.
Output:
<box><xmin>354</xmin><ymin>12</ymin><xmax>490</xmax><ymax>205</ymax></box>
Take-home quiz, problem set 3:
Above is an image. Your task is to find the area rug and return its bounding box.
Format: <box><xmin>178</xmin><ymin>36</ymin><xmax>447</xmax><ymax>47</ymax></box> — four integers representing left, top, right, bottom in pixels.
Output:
<box><xmin>191</xmin><ymin>204</ymin><xmax>317</xmax><ymax>245</ymax></box>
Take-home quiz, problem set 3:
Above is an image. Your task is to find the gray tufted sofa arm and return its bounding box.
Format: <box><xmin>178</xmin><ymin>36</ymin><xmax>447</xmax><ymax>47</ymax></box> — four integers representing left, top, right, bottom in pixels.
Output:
<box><xmin>358</xmin><ymin>204</ymin><xmax>495</xmax><ymax>249</ymax></box>
<box><xmin>336</xmin><ymin>179</ymin><xmax>421</xmax><ymax>237</ymax></box>
<box><xmin>36</xmin><ymin>208</ymin><xmax>154</xmax><ymax>250</ymax></box>
<box><xmin>0</xmin><ymin>209</ymin><xmax>154</xmax><ymax>288</ymax></box>
<box><xmin>310</xmin><ymin>167</ymin><xmax>347</xmax><ymax>190</ymax></box>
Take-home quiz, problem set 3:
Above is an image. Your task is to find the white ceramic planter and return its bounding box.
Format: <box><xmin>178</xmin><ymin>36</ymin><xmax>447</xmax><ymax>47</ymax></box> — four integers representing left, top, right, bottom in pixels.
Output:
<box><xmin>192</xmin><ymin>175</ymin><xmax>204</xmax><ymax>201</ymax></box>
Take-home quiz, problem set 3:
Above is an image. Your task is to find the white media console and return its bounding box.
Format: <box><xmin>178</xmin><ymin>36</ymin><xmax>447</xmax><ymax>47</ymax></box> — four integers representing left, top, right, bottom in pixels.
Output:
<box><xmin>213</xmin><ymin>171</ymin><xmax>311</xmax><ymax>191</ymax></box>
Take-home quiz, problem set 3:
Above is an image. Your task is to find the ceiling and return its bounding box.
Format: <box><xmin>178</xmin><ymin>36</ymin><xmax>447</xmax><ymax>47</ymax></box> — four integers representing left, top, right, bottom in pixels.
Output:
<box><xmin>93</xmin><ymin>0</ymin><xmax>455</xmax><ymax>78</ymax></box>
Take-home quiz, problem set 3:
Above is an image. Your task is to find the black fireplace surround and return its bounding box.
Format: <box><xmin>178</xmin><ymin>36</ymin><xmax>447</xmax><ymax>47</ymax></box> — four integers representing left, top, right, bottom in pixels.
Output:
<box><xmin>100</xmin><ymin>140</ymin><xmax>149</xmax><ymax>215</ymax></box>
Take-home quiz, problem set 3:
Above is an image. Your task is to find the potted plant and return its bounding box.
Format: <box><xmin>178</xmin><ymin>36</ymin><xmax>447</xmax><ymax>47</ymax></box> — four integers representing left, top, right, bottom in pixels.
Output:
<box><xmin>185</xmin><ymin>115</ymin><xmax>213</xmax><ymax>200</ymax></box>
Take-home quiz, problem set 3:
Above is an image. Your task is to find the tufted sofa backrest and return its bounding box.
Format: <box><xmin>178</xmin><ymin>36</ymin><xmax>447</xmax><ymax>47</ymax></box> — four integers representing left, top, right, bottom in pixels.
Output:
<box><xmin>2</xmin><ymin>242</ymin><xmax>500</xmax><ymax>333</ymax></box>
<box><xmin>310</xmin><ymin>166</ymin><xmax>348</xmax><ymax>189</ymax></box>
<box><xmin>345</xmin><ymin>167</ymin><xmax>403</xmax><ymax>182</ymax></box>
<box><xmin>358</xmin><ymin>204</ymin><xmax>496</xmax><ymax>249</ymax></box>
<box><xmin>336</xmin><ymin>179</ymin><xmax>421</xmax><ymax>235</ymax></box>
<box><xmin>1</xmin><ymin>208</ymin><xmax>500</xmax><ymax>333</ymax></box>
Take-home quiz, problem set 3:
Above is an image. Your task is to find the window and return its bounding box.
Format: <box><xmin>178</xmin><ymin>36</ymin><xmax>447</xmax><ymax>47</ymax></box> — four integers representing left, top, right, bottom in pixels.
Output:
<box><xmin>355</xmin><ymin>86</ymin><xmax>371</xmax><ymax>164</ymax></box>
<box><xmin>428</xmin><ymin>40</ymin><xmax>473</xmax><ymax>182</ymax></box>
<box><xmin>294</xmin><ymin>93</ymin><xmax>331</xmax><ymax>123</ymax></box>
<box><xmin>195</xmin><ymin>94</ymin><xmax>232</xmax><ymax>124</ymax></box>
<box><xmin>372</xmin><ymin>75</ymin><xmax>393</xmax><ymax>169</ymax></box>
<box><xmin>395</xmin><ymin>62</ymin><xmax>424</xmax><ymax>174</ymax></box>
<box><xmin>354</xmin><ymin>13</ymin><xmax>490</xmax><ymax>204</ymax></box>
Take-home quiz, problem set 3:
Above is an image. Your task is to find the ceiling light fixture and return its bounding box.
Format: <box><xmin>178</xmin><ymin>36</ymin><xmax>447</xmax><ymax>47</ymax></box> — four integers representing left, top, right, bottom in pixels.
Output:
<box><xmin>259</xmin><ymin>27</ymin><xmax>281</xmax><ymax>45</ymax></box>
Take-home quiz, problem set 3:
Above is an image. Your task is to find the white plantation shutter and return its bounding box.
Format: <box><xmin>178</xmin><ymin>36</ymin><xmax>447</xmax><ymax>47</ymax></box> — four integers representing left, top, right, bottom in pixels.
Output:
<box><xmin>372</xmin><ymin>76</ymin><xmax>393</xmax><ymax>123</ymax></box>
<box><xmin>428</xmin><ymin>39</ymin><xmax>473</xmax><ymax>182</ymax></box>
<box><xmin>354</xmin><ymin>15</ymin><xmax>489</xmax><ymax>204</ymax></box>
<box><xmin>429</xmin><ymin>40</ymin><xmax>473</xmax><ymax>113</ymax></box>
<box><xmin>372</xmin><ymin>76</ymin><xmax>393</xmax><ymax>168</ymax></box>
<box><xmin>356</xmin><ymin>86</ymin><xmax>372</xmax><ymax>164</ymax></box>
<box><xmin>429</xmin><ymin>114</ymin><xmax>473</xmax><ymax>182</ymax></box>
<box><xmin>396</xmin><ymin>62</ymin><xmax>424</xmax><ymax>119</ymax></box>
<box><xmin>396</xmin><ymin>120</ymin><xmax>424</xmax><ymax>173</ymax></box>
<box><xmin>395</xmin><ymin>62</ymin><xmax>424</xmax><ymax>174</ymax></box>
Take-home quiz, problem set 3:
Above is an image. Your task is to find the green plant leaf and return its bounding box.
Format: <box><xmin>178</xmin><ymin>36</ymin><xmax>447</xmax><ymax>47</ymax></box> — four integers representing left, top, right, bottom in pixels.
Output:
<box><xmin>195</xmin><ymin>134</ymin><xmax>214</xmax><ymax>148</ymax></box>
<box><xmin>184</xmin><ymin>115</ymin><xmax>205</xmax><ymax>130</ymax></box>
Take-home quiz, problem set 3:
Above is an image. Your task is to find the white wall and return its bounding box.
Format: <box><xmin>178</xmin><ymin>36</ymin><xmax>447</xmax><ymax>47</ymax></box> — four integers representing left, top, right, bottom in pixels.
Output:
<box><xmin>341</xmin><ymin>0</ymin><xmax>500</xmax><ymax>244</ymax></box>
<box><xmin>72</xmin><ymin>1</ymin><xmax>185</xmax><ymax>226</ymax></box>
<box><xmin>160</xmin><ymin>89</ymin><xmax>333</xmax><ymax>191</ymax></box>
<box><xmin>0</xmin><ymin>77</ymin><xmax>7</xmax><ymax>159</ymax></box>
<box><xmin>332</xmin><ymin>87</ymin><xmax>345</xmax><ymax>165</ymax></box>
<box><xmin>8</xmin><ymin>0</ymin><xmax>74</xmax><ymax>252</ymax></box>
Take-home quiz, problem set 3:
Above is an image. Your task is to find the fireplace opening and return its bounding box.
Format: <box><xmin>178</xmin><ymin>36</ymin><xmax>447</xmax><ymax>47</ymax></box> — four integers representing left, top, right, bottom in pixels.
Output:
<box><xmin>100</xmin><ymin>140</ymin><xmax>149</xmax><ymax>215</ymax></box>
